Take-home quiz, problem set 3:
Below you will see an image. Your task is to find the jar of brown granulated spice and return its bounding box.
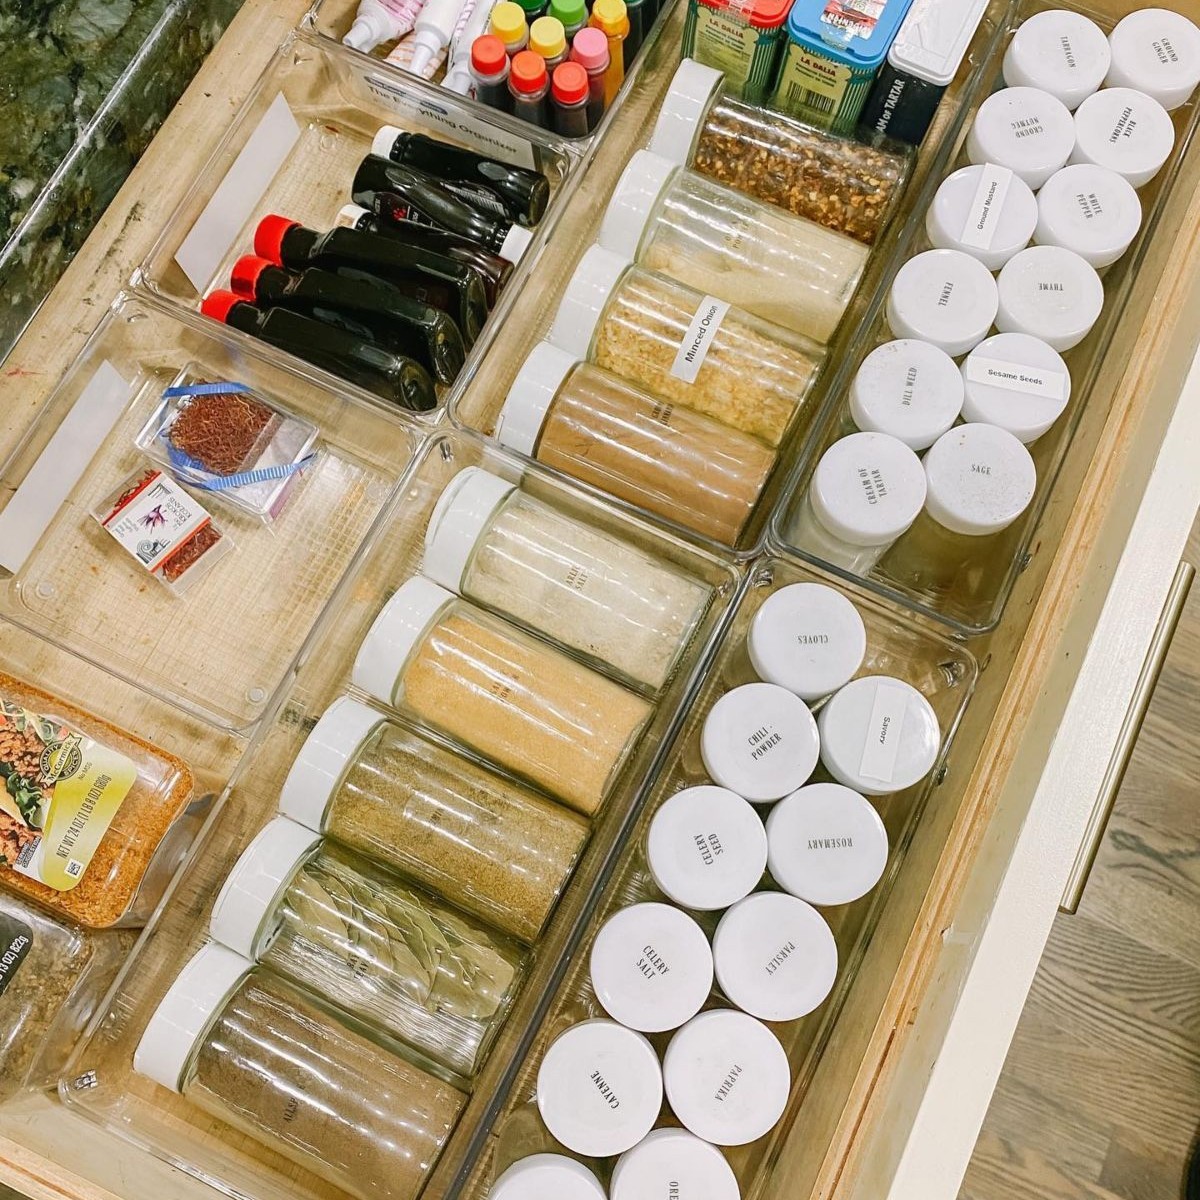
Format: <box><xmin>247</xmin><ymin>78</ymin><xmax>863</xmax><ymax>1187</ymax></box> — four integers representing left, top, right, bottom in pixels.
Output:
<box><xmin>648</xmin><ymin>59</ymin><xmax>912</xmax><ymax>246</ymax></box>
<box><xmin>352</xmin><ymin>578</ymin><xmax>652</xmax><ymax>816</ymax></box>
<box><xmin>0</xmin><ymin>671</ymin><xmax>196</xmax><ymax>929</ymax></box>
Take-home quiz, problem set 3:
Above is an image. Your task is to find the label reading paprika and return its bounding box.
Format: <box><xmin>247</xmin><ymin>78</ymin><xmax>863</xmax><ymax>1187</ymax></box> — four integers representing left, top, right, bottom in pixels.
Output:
<box><xmin>0</xmin><ymin>701</ymin><xmax>136</xmax><ymax>891</ymax></box>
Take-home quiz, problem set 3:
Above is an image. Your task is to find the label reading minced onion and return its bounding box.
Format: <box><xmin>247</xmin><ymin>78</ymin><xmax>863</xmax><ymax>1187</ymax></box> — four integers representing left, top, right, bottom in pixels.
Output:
<box><xmin>858</xmin><ymin>683</ymin><xmax>909</xmax><ymax>784</ymax></box>
<box><xmin>961</xmin><ymin>164</ymin><xmax>1014</xmax><ymax>250</ymax></box>
<box><xmin>966</xmin><ymin>356</ymin><xmax>1067</xmax><ymax>401</ymax></box>
<box><xmin>670</xmin><ymin>297</ymin><xmax>731</xmax><ymax>385</ymax></box>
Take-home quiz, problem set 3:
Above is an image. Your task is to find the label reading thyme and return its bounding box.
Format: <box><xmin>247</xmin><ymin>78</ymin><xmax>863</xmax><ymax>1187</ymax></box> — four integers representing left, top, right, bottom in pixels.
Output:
<box><xmin>0</xmin><ymin>701</ymin><xmax>136</xmax><ymax>891</ymax></box>
<box><xmin>0</xmin><ymin>914</ymin><xmax>32</xmax><ymax>998</ymax></box>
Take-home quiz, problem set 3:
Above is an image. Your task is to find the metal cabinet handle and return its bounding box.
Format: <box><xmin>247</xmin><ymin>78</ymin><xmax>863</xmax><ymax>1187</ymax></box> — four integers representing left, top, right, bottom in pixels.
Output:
<box><xmin>1060</xmin><ymin>560</ymin><xmax>1195</xmax><ymax>914</ymax></box>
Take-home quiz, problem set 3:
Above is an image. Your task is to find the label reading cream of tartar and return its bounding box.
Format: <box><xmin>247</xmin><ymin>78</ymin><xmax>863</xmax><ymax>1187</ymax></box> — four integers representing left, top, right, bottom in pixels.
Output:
<box><xmin>671</xmin><ymin>296</ymin><xmax>731</xmax><ymax>384</ymax></box>
<box><xmin>961</xmin><ymin>164</ymin><xmax>1014</xmax><ymax>250</ymax></box>
<box><xmin>966</xmin><ymin>356</ymin><xmax>1067</xmax><ymax>401</ymax></box>
<box><xmin>858</xmin><ymin>681</ymin><xmax>909</xmax><ymax>784</ymax></box>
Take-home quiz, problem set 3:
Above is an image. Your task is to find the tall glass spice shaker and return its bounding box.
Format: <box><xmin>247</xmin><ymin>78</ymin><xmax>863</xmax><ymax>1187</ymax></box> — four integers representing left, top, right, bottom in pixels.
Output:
<box><xmin>279</xmin><ymin>696</ymin><xmax>587</xmax><ymax>943</ymax></box>
<box><xmin>549</xmin><ymin>245</ymin><xmax>822</xmax><ymax>447</ymax></box>
<box><xmin>352</xmin><ymin>577</ymin><xmax>652</xmax><ymax>815</ymax></box>
<box><xmin>210</xmin><ymin>817</ymin><xmax>524</xmax><ymax>1078</ymax></box>
<box><xmin>422</xmin><ymin>466</ymin><xmax>711</xmax><ymax>691</ymax></box>
<box><xmin>649</xmin><ymin>59</ymin><xmax>912</xmax><ymax>246</ymax></box>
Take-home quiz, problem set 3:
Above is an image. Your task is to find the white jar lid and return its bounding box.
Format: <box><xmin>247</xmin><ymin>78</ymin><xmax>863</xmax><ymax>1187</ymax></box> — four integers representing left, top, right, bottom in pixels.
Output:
<box><xmin>423</xmin><ymin>466</ymin><xmax>516</xmax><ymax>593</ymax></box>
<box><xmin>1002</xmin><ymin>10</ymin><xmax>1111</xmax><ymax>110</ymax></box>
<box><xmin>960</xmin><ymin>332</ymin><xmax>1072</xmax><ymax>443</ymax></box>
<box><xmin>548</xmin><ymin>244</ymin><xmax>631</xmax><ymax>359</ymax></box>
<box><xmin>209</xmin><ymin>816</ymin><xmax>321</xmax><ymax>958</ymax></box>
<box><xmin>646</xmin><ymin>785</ymin><xmax>768</xmax><ymax>911</ymax></box>
<box><xmin>817</xmin><ymin>675</ymin><xmax>940</xmax><ymax>795</ymax></box>
<box><xmin>536</xmin><ymin>1019</ymin><xmax>663</xmax><ymax>1157</ymax></box>
<box><xmin>649</xmin><ymin>59</ymin><xmax>723</xmax><ymax>164</ymax></box>
<box><xmin>278</xmin><ymin>695</ymin><xmax>386</xmax><ymax>832</ymax></box>
<box><xmin>599</xmin><ymin>150</ymin><xmax>679</xmax><ymax>260</ymax></box>
<box><xmin>747</xmin><ymin>582</ymin><xmax>866</xmax><ymax>701</ymax></box>
<box><xmin>809</xmin><ymin>432</ymin><xmax>928</xmax><ymax>547</ymax></box>
<box><xmin>885</xmin><ymin>249</ymin><xmax>998</xmax><ymax>357</ymax></box>
<box><xmin>712</xmin><ymin>891</ymin><xmax>837</xmax><ymax>1022</ymax></box>
<box><xmin>848</xmin><ymin>339</ymin><xmax>965</xmax><ymax>451</ymax></box>
<box><xmin>1070</xmin><ymin>87</ymin><xmax>1175</xmax><ymax>188</ymax></box>
<box><xmin>497</xmin><ymin>341</ymin><xmax>578</xmax><ymax>457</ymax></box>
<box><xmin>699</xmin><ymin>683</ymin><xmax>819</xmax><ymax>803</ymax></box>
<box><xmin>663</xmin><ymin>1009</ymin><xmax>790</xmax><ymax>1146</ymax></box>
<box><xmin>1034</xmin><ymin>163</ymin><xmax>1142</xmax><ymax>268</ymax></box>
<box><xmin>765</xmin><ymin>783</ymin><xmax>888</xmax><ymax>906</ymax></box>
<box><xmin>490</xmin><ymin>1155</ymin><xmax>607</xmax><ymax>1200</ymax></box>
<box><xmin>134</xmin><ymin>942</ymin><xmax>253</xmax><ymax>1093</ymax></box>
<box><xmin>966</xmin><ymin>86</ymin><xmax>1075</xmax><ymax>189</ymax></box>
<box><xmin>925</xmin><ymin>164</ymin><xmax>1038</xmax><ymax>271</ymax></box>
<box><xmin>1106</xmin><ymin>8</ymin><xmax>1200</xmax><ymax>111</ymax></box>
<box><xmin>611</xmin><ymin>1129</ymin><xmax>740</xmax><ymax>1200</ymax></box>
<box><xmin>922</xmin><ymin>422</ymin><xmax>1038</xmax><ymax>537</ymax></box>
<box><xmin>351</xmin><ymin>576</ymin><xmax>455</xmax><ymax>707</ymax></box>
<box><xmin>590</xmin><ymin>902</ymin><xmax>714</xmax><ymax>1033</ymax></box>
<box><xmin>994</xmin><ymin>244</ymin><xmax>1104</xmax><ymax>352</ymax></box>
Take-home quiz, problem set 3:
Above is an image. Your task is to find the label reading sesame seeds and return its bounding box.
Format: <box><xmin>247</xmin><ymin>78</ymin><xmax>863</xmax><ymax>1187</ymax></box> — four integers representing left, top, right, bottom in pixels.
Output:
<box><xmin>961</xmin><ymin>164</ymin><xmax>1014</xmax><ymax>250</ymax></box>
<box><xmin>671</xmin><ymin>296</ymin><xmax>731</xmax><ymax>384</ymax></box>
<box><xmin>966</xmin><ymin>356</ymin><xmax>1067</xmax><ymax>401</ymax></box>
<box><xmin>858</xmin><ymin>682</ymin><xmax>908</xmax><ymax>784</ymax></box>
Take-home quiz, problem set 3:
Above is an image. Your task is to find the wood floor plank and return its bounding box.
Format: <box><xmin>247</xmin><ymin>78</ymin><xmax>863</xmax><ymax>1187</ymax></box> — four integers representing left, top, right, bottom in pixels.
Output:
<box><xmin>964</xmin><ymin>1132</ymin><xmax>1128</xmax><ymax>1200</ymax></box>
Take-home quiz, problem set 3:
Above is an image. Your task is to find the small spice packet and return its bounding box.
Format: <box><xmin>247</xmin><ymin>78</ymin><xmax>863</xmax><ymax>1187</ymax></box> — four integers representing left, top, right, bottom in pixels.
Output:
<box><xmin>136</xmin><ymin>369</ymin><xmax>319</xmax><ymax>521</ymax></box>
<box><xmin>92</xmin><ymin>468</ymin><xmax>232</xmax><ymax>594</ymax></box>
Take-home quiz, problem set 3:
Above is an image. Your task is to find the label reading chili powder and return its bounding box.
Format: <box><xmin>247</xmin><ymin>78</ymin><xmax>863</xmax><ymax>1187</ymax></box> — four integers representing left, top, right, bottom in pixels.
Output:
<box><xmin>0</xmin><ymin>914</ymin><xmax>32</xmax><ymax>997</ymax></box>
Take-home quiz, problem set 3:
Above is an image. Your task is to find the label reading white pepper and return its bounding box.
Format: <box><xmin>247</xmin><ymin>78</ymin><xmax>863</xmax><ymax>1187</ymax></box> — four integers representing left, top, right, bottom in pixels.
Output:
<box><xmin>961</xmin><ymin>164</ymin><xmax>1014</xmax><ymax>250</ymax></box>
<box><xmin>857</xmin><ymin>682</ymin><xmax>909</xmax><ymax>784</ymax></box>
<box><xmin>966</xmin><ymin>356</ymin><xmax>1068</xmax><ymax>400</ymax></box>
<box><xmin>671</xmin><ymin>296</ymin><xmax>731</xmax><ymax>384</ymax></box>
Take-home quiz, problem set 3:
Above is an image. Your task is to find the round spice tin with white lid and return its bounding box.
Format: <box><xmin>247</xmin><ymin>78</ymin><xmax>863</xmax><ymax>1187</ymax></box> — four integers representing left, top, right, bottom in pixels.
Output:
<box><xmin>960</xmin><ymin>332</ymin><xmax>1072</xmax><ymax>444</ymax></box>
<box><xmin>496</xmin><ymin>341</ymin><xmax>577</xmax><ymax>458</ymax></box>
<box><xmin>747</xmin><ymin>582</ymin><xmax>866</xmax><ymax>701</ymax></box>
<box><xmin>712</xmin><ymin>891</ymin><xmax>837</xmax><ymax>1022</ymax></box>
<box><xmin>994</xmin><ymin>244</ymin><xmax>1104</xmax><ymax>352</ymax></box>
<box><xmin>663</xmin><ymin>1009</ymin><xmax>790</xmax><ymax>1146</ymax></box>
<box><xmin>885</xmin><ymin>249</ymin><xmax>998</xmax><ymax>357</ymax></box>
<box><xmin>1105</xmin><ymin>8</ymin><xmax>1200</xmax><ymax>111</ymax></box>
<box><xmin>646</xmin><ymin>785</ymin><xmax>768</xmax><ymax>911</ymax></box>
<box><xmin>599</xmin><ymin>150</ymin><xmax>679</xmax><ymax>260</ymax></box>
<box><xmin>422</xmin><ymin>466</ymin><xmax>515</xmax><ymax>594</ymax></box>
<box><xmin>926</xmin><ymin>164</ymin><xmax>1038</xmax><ymax>271</ymax></box>
<box><xmin>1034</xmin><ymin>163</ymin><xmax>1142</xmax><ymax>268</ymax></box>
<box><xmin>817</xmin><ymin>675</ymin><xmax>941</xmax><ymax>796</ymax></box>
<box><xmin>536</xmin><ymin>1019</ymin><xmax>663</xmax><ymax>1157</ymax></box>
<box><xmin>1070</xmin><ymin>87</ymin><xmax>1175</xmax><ymax>188</ymax></box>
<box><xmin>765</xmin><ymin>783</ymin><xmax>888</xmax><ymax>906</ymax></box>
<box><xmin>549</xmin><ymin>244</ymin><xmax>633</xmax><ymax>359</ymax></box>
<box><xmin>490</xmin><ymin>1154</ymin><xmax>608</xmax><ymax>1200</ymax></box>
<box><xmin>700</xmin><ymin>682</ymin><xmax>819</xmax><ymax>803</ymax></box>
<box><xmin>966</xmin><ymin>86</ymin><xmax>1076</xmax><ymax>189</ymax></box>
<box><xmin>611</xmin><ymin>1129</ymin><xmax>740</xmax><ymax>1200</ymax></box>
<box><xmin>848</xmin><ymin>339</ymin><xmax>965</xmax><ymax>451</ymax></box>
<box><xmin>589</xmin><ymin>902</ymin><xmax>714</xmax><ymax>1032</ymax></box>
<box><xmin>1002</xmin><ymin>10</ymin><xmax>1111</xmax><ymax>110</ymax></box>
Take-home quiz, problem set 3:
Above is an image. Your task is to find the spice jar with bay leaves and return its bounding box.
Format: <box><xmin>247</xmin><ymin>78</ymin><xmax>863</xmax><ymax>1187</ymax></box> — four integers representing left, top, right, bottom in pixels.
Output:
<box><xmin>210</xmin><ymin>816</ymin><xmax>525</xmax><ymax>1079</ymax></box>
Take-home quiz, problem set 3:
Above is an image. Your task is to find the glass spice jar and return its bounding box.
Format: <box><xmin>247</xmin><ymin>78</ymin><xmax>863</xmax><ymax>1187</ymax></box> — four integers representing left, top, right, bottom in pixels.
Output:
<box><xmin>135</xmin><ymin>943</ymin><xmax>465</xmax><ymax>1200</ymax></box>
<box><xmin>279</xmin><ymin>696</ymin><xmax>588</xmax><ymax>944</ymax></box>
<box><xmin>352</xmin><ymin>577</ymin><xmax>652</xmax><ymax>815</ymax></box>
<box><xmin>209</xmin><ymin>816</ymin><xmax>524</xmax><ymax>1079</ymax></box>
<box><xmin>496</xmin><ymin>342</ymin><xmax>776</xmax><ymax>545</ymax></box>
<box><xmin>549</xmin><ymin>245</ymin><xmax>822</xmax><ymax>448</ymax></box>
<box><xmin>422</xmin><ymin>466</ymin><xmax>712</xmax><ymax>692</ymax></box>
<box><xmin>648</xmin><ymin>59</ymin><xmax>912</xmax><ymax>246</ymax></box>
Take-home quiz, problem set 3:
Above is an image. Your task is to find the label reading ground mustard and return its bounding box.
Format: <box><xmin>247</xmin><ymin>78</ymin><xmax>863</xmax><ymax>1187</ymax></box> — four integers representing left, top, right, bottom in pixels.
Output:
<box><xmin>0</xmin><ymin>702</ymin><xmax>136</xmax><ymax>891</ymax></box>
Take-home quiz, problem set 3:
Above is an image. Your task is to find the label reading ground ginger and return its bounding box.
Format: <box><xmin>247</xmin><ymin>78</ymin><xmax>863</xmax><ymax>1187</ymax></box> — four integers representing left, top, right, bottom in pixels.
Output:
<box><xmin>0</xmin><ymin>702</ymin><xmax>136</xmax><ymax>891</ymax></box>
<box><xmin>0</xmin><ymin>913</ymin><xmax>32</xmax><ymax>998</ymax></box>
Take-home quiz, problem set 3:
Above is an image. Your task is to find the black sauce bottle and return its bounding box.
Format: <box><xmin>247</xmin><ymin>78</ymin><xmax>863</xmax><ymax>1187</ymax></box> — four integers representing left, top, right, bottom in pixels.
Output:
<box><xmin>200</xmin><ymin>290</ymin><xmax>437</xmax><ymax>412</ymax></box>
<box><xmin>254</xmin><ymin>214</ymin><xmax>488</xmax><ymax>347</ymax></box>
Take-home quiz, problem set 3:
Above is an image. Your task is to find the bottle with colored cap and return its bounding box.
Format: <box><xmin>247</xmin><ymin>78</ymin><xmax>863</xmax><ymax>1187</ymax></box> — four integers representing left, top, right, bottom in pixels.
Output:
<box><xmin>549</xmin><ymin>0</ymin><xmax>586</xmax><ymax>37</ymax></box>
<box><xmin>200</xmin><ymin>290</ymin><xmax>437</xmax><ymax>412</ymax></box>
<box><xmin>570</xmin><ymin>27</ymin><xmax>610</xmax><ymax>130</ymax></box>
<box><xmin>589</xmin><ymin>0</ymin><xmax>628</xmax><ymax>102</ymax></box>
<box><xmin>529</xmin><ymin>15</ymin><xmax>567</xmax><ymax>68</ymax></box>
<box><xmin>491</xmin><ymin>0</ymin><xmax>528</xmax><ymax>52</ymax></box>
<box><xmin>443</xmin><ymin>0</ymin><xmax>501</xmax><ymax>93</ymax></box>
<box><xmin>254</xmin><ymin>214</ymin><xmax>488</xmax><ymax>346</ymax></box>
<box><xmin>621</xmin><ymin>0</ymin><xmax>647</xmax><ymax>65</ymax></box>
<box><xmin>509</xmin><ymin>50</ymin><xmax>551</xmax><ymax>127</ymax></box>
<box><xmin>515</xmin><ymin>0</ymin><xmax>549</xmax><ymax>24</ymax></box>
<box><xmin>229</xmin><ymin>256</ymin><xmax>466</xmax><ymax>385</ymax></box>
<box><xmin>550</xmin><ymin>61</ymin><xmax>590</xmax><ymax>137</ymax></box>
<box><xmin>469</xmin><ymin>34</ymin><xmax>513</xmax><ymax>113</ymax></box>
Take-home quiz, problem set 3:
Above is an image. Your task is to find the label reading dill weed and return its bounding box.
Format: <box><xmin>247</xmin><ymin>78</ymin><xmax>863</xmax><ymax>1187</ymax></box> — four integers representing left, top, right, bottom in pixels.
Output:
<box><xmin>0</xmin><ymin>701</ymin><xmax>136</xmax><ymax>891</ymax></box>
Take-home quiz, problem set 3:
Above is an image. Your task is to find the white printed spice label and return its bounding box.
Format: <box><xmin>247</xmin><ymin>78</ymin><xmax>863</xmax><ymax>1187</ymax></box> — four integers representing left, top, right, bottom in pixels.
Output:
<box><xmin>671</xmin><ymin>296</ymin><xmax>731</xmax><ymax>385</ymax></box>
<box><xmin>98</xmin><ymin>471</ymin><xmax>213</xmax><ymax>574</ymax></box>
<box><xmin>961</xmin><ymin>164</ymin><xmax>1014</xmax><ymax>250</ymax></box>
<box><xmin>857</xmin><ymin>682</ymin><xmax>909</xmax><ymax>785</ymax></box>
<box><xmin>0</xmin><ymin>702</ymin><xmax>136</xmax><ymax>891</ymax></box>
<box><xmin>966</xmin><ymin>356</ymin><xmax>1068</xmax><ymax>401</ymax></box>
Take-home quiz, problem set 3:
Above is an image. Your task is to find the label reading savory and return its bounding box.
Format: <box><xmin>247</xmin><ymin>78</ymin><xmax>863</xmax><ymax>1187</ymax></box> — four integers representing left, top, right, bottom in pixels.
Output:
<box><xmin>0</xmin><ymin>913</ymin><xmax>32</xmax><ymax>997</ymax></box>
<box><xmin>857</xmin><ymin>682</ymin><xmax>908</xmax><ymax>784</ymax></box>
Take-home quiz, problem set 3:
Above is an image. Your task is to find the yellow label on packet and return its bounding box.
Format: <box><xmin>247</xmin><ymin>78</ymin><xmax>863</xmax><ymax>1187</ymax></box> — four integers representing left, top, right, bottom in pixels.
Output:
<box><xmin>0</xmin><ymin>702</ymin><xmax>136</xmax><ymax>891</ymax></box>
<box><xmin>694</xmin><ymin>8</ymin><xmax>760</xmax><ymax>86</ymax></box>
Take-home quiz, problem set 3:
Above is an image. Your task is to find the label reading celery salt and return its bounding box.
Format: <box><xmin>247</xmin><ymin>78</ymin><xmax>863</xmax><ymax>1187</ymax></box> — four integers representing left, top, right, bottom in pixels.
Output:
<box><xmin>671</xmin><ymin>296</ymin><xmax>731</xmax><ymax>384</ymax></box>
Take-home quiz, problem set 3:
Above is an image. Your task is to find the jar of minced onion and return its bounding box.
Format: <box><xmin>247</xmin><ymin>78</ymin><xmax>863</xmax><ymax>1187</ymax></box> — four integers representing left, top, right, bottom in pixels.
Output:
<box><xmin>496</xmin><ymin>343</ymin><xmax>776</xmax><ymax>545</ymax></box>
<box><xmin>647</xmin><ymin>59</ymin><xmax>912</xmax><ymax>246</ymax></box>
<box><xmin>352</xmin><ymin>577</ymin><xmax>652</xmax><ymax>816</ymax></box>
<box><xmin>600</xmin><ymin>149</ymin><xmax>868</xmax><ymax>345</ymax></box>
<box><xmin>422</xmin><ymin>467</ymin><xmax>712</xmax><ymax>692</ymax></box>
<box><xmin>279</xmin><ymin>696</ymin><xmax>588</xmax><ymax>943</ymax></box>
<box><xmin>548</xmin><ymin>245</ymin><xmax>822</xmax><ymax>448</ymax></box>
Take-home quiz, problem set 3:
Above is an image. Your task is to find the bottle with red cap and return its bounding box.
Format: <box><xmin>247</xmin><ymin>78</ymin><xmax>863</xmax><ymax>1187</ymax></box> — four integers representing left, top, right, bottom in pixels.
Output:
<box><xmin>253</xmin><ymin>214</ymin><xmax>487</xmax><ymax>347</ymax></box>
<box><xmin>550</xmin><ymin>62</ymin><xmax>590</xmax><ymax>138</ymax></box>
<box><xmin>199</xmin><ymin>291</ymin><xmax>437</xmax><ymax>412</ymax></box>
<box><xmin>570</xmin><ymin>27</ymin><xmax>610</xmax><ymax>131</ymax></box>
<box><xmin>470</xmin><ymin>34</ymin><xmax>513</xmax><ymax>113</ymax></box>
<box><xmin>509</xmin><ymin>50</ymin><xmax>550</xmax><ymax>128</ymax></box>
<box><xmin>230</xmin><ymin>256</ymin><xmax>466</xmax><ymax>385</ymax></box>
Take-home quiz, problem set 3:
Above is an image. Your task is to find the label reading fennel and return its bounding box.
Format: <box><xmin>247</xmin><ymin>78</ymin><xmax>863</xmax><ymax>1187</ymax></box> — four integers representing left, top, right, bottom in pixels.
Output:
<box><xmin>0</xmin><ymin>701</ymin><xmax>136</xmax><ymax>891</ymax></box>
<box><xmin>857</xmin><ymin>682</ymin><xmax>908</xmax><ymax>784</ymax></box>
<box><xmin>0</xmin><ymin>913</ymin><xmax>32</xmax><ymax>997</ymax></box>
<box><xmin>961</xmin><ymin>164</ymin><xmax>1014</xmax><ymax>250</ymax></box>
<box><xmin>671</xmin><ymin>296</ymin><xmax>731</xmax><ymax>384</ymax></box>
<box><xmin>966</xmin><ymin>356</ymin><xmax>1067</xmax><ymax>401</ymax></box>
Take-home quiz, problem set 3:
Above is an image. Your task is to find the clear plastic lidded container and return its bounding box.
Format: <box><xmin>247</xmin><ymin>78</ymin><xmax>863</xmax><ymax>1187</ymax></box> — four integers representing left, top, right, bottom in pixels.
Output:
<box><xmin>351</xmin><ymin>577</ymin><xmax>652</xmax><ymax>817</ymax></box>
<box><xmin>209</xmin><ymin>817</ymin><xmax>525</xmax><ymax>1080</ymax></box>
<box><xmin>134</xmin><ymin>943</ymin><xmax>466</xmax><ymax>1200</ymax></box>
<box><xmin>421</xmin><ymin>467</ymin><xmax>713</xmax><ymax>692</ymax></box>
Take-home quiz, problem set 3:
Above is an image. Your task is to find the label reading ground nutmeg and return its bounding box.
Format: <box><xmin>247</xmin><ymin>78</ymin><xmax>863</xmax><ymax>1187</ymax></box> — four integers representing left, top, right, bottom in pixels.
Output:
<box><xmin>670</xmin><ymin>296</ymin><xmax>731</xmax><ymax>384</ymax></box>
